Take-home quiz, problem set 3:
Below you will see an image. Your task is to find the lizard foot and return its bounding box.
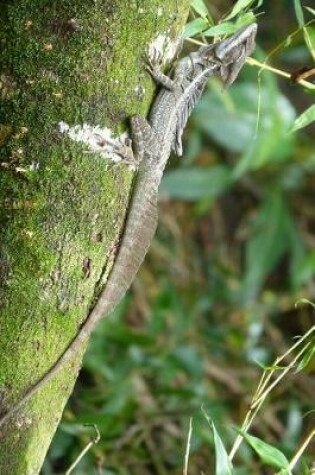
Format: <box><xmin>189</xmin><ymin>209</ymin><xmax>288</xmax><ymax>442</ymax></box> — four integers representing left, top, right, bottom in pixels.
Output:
<box><xmin>144</xmin><ymin>47</ymin><xmax>163</xmax><ymax>76</ymax></box>
<box><xmin>144</xmin><ymin>48</ymin><xmax>175</xmax><ymax>91</ymax></box>
<box><xmin>94</xmin><ymin>135</ymin><xmax>140</xmax><ymax>169</ymax></box>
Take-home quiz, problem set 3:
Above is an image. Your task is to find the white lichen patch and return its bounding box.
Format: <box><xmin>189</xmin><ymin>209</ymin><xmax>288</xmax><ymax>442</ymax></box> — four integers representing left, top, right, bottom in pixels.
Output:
<box><xmin>58</xmin><ymin>121</ymin><xmax>130</xmax><ymax>164</ymax></box>
<box><xmin>134</xmin><ymin>84</ymin><xmax>145</xmax><ymax>94</ymax></box>
<box><xmin>29</xmin><ymin>161</ymin><xmax>40</xmax><ymax>171</ymax></box>
<box><xmin>148</xmin><ymin>33</ymin><xmax>182</xmax><ymax>64</ymax></box>
<box><xmin>134</xmin><ymin>84</ymin><xmax>145</xmax><ymax>101</ymax></box>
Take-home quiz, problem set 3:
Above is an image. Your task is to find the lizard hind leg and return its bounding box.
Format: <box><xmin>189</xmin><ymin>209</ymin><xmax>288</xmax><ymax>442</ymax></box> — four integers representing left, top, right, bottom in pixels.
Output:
<box><xmin>130</xmin><ymin>114</ymin><xmax>157</xmax><ymax>159</ymax></box>
<box><xmin>130</xmin><ymin>115</ymin><xmax>160</xmax><ymax>165</ymax></box>
<box><xmin>130</xmin><ymin>115</ymin><xmax>147</xmax><ymax>162</ymax></box>
<box><xmin>95</xmin><ymin>134</ymin><xmax>136</xmax><ymax>168</ymax></box>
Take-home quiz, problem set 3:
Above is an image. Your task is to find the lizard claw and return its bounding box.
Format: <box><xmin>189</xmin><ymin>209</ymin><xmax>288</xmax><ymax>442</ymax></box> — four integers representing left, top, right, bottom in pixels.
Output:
<box><xmin>113</xmin><ymin>139</ymin><xmax>136</xmax><ymax>165</ymax></box>
<box><xmin>144</xmin><ymin>47</ymin><xmax>163</xmax><ymax>75</ymax></box>
<box><xmin>92</xmin><ymin>135</ymin><xmax>138</xmax><ymax>168</ymax></box>
<box><xmin>144</xmin><ymin>47</ymin><xmax>175</xmax><ymax>90</ymax></box>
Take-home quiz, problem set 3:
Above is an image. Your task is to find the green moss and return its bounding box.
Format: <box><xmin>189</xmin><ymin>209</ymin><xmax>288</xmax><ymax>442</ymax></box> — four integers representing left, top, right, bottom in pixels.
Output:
<box><xmin>0</xmin><ymin>0</ymin><xmax>190</xmax><ymax>472</ymax></box>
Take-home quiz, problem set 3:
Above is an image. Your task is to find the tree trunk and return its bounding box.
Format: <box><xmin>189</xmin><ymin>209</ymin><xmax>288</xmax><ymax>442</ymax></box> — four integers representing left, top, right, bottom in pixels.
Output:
<box><xmin>0</xmin><ymin>1</ymin><xmax>189</xmax><ymax>472</ymax></box>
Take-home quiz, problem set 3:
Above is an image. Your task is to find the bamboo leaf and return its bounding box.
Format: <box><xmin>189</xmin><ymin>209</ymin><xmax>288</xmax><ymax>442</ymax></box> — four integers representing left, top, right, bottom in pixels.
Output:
<box><xmin>201</xmin><ymin>408</ymin><xmax>234</xmax><ymax>475</ymax></box>
<box><xmin>305</xmin><ymin>7</ymin><xmax>315</xmax><ymax>16</ymax></box>
<box><xmin>162</xmin><ymin>166</ymin><xmax>232</xmax><ymax>201</ymax></box>
<box><xmin>203</xmin><ymin>22</ymin><xmax>238</xmax><ymax>37</ymax></box>
<box><xmin>212</xmin><ymin>422</ymin><xmax>234</xmax><ymax>475</ymax></box>
<box><xmin>290</xmin><ymin>104</ymin><xmax>315</xmax><ymax>132</ymax></box>
<box><xmin>296</xmin><ymin>343</ymin><xmax>315</xmax><ymax>372</ymax></box>
<box><xmin>293</xmin><ymin>0</ymin><xmax>305</xmax><ymax>26</ymax></box>
<box><xmin>224</xmin><ymin>0</ymin><xmax>256</xmax><ymax>21</ymax></box>
<box><xmin>191</xmin><ymin>0</ymin><xmax>210</xmax><ymax>19</ymax></box>
<box><xmin>239</xmin><ymin>431</ymin><xmax>291</xmax><ymax>470</ymax></box>
<box><xmin>183</xmin><ymin>17</ymin><xmax>210</xmax><ymax>38</ymax></box>
<box><xmin>242</xmin><ymin>191</ymin><xmax>296</xmax><ymax>301</ymax></box>
<box><xmin>304</xmin><ymin>25</ymin><xmax>315</xmax><ymax>60</ymax></box>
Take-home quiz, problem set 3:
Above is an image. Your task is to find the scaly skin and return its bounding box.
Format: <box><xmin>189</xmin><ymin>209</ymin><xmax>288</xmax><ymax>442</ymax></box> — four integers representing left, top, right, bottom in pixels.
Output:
<box><xmin>0</xmin><ymin>23</ymin><xmax>257</xmax><ymax>429</ymax></box>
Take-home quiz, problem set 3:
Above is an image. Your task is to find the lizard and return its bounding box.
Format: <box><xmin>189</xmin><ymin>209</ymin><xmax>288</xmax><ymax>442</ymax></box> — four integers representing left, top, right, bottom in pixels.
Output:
<box><xmin>0</xmin><ymin>23</ymin><xmax>257</xmax><ymax>428</ymax></box>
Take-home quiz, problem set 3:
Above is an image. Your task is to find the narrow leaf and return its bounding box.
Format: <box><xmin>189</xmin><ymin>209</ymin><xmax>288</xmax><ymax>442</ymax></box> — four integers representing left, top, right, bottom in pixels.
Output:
<box><xmin>242</xmin><ymin>191</ymin><xmax>296</xmax><ymax>301</ymax></box>
<box><xmin>304</xmin><ymin>25</ymin><xmax>315</xmax><ymax>60</ymax></box>
<box><xmin>161</xmin><ymin>166</ymin><xmax>232</xmax><ymax>201</ymax></box>
<box><xmin>293</xmin><ymin>0</ymin><xmax>305</xmax><ymax>26</ymax></box>
<box><xmin>203</xmin><ymin>22</ymin><xmax>238</xmax><ymax>37</ymax></box>
<box><xmin>240</xmin><ymin>431</ymin><xmax>291</xmax><ymax>470</ymax></box>
<box><xmin>183</xmin><ymin>17</ymin><xmax>210</xmax><ymax>38</ymax></box>
<box><xmin>236</xmin><ymin>11</ymin><xmax>257</xmax><ymax>27</ymax></box>
<box><xmin>296</xmin><ymin>344</ymin><xmax>315</xmax><ymax>372</ymax></box>
<box><xmin>305</xmin><ymin>7</ymin><xmax>315</xmax><ymax>16</ymax></box>
<box><xmin>191</xmin><ymin>0</ymin><xmax>209</xmax><ymax>19</ymax></box>
<box><xmin>201</xmin><ymin>408</ymin><xmax>234</xmax><ymax>475</ymax></box>
<box><xmin>212</xmin><ymin>422</ymin><xmax>234</xmax><ymax>475</ymax></box>
<box><xmin>290</xmin><ymin>104</ymin><xmax>315</xmax><ymax>132</ymax></box>
<box><xmin>224</xmin><ymin>0</ymin><xmax>255</xmax><ymax>21</ymax></box>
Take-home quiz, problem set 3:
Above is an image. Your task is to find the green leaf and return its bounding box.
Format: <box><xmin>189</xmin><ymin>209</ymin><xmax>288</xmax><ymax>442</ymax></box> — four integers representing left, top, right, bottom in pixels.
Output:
<box><xmin>242</xmin><ymin>190</ymin><xmax>296</xmax><ymax>301</ymax></box>
<box><xmin>255</xmin><ymin>362</ymin><xmax>287</xmax><ymax>371</ymax></box>
<box><xmin>304</xmin><ymin>25</ymin><xmax>315</xmax><ymax>61</ymax></box>
<box><xmin>290</xmin><ymin>104</ymin><xmax>315</xmax><ymax>132</ymax></box>
<box><xmin>296</xmin><ymin>343</ymin><xmax>315</xmax><ymax>372</ymax></box>
<box><xmin>202</xmin><ymin>14</ymin><xmax>257</xmax><ymax>37</ymax></box>
<box><xmin>233</xmin><ymin>80</ymin><xmax>296</xmax><ymax>175</ymax></box>
<box><xmin>173</xmin><ymin>346</ymin><xmax>203</xmax><ymax>377</ymax></box>
<box><xmin>161</xmin><ymin>166</ymin><xmax>232</xmax><ymax>201</ymax></box>
<box><xmin>236</xmin><ymin>11</ymin><xmax>257</xmax><ymax>27</ymax></box>
<box><xmin>212</xmin><ymin>422</ymin><xmax>234</xmax><ymax>475</ymax></box>
<box><xmin>305</xmin><ymin>7</ymin><xmax>315</xmax><ymax>16</ymax></box>
<box><xmin>292</xmin><ymin>250</ymin><xmax>315</xmax><ymax>286</ymax></box>
<box><xmin>194</xmin><ymin>82</ymin><xmax>295</xmax><ymax>174</ymax></box>
<box><xmin>224</xmin><ymin>0</ymin><xmax>256</xmax><ymax>21</ymax></box>
<box><xmin>201</xmin><ymin>409</ymin><xmax>234</xmax><ymax>475</ymax></box>
<box><xmin>240</xmin><ymin>431</ymin><xmax>291</xmax><ymax>470</ymax></box>
<box><xmin>293</xmin><ymin>0</ymin><xmax>305</xmax><ymax>26</ymax></box>
<box><xmin>203</xmin><ymin>22</ymin><xmax>238</xmax><ymax>37</ymax></box>
<box><xmin>183</xmin><ymin>17</ymin><xmax>210</xmax><ymax>38</ymax></box>
<box><xmin>191</xmin><ymin>0</ymin><xmax>209</xmax><ymax>19</ymax></box>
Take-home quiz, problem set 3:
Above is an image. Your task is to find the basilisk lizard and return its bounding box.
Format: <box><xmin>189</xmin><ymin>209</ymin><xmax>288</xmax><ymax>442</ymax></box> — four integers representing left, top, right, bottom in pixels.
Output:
<box><xmin>0</xmin><ymin>23</ymin><xmax>257</xmax><ymax>428</ymax></box>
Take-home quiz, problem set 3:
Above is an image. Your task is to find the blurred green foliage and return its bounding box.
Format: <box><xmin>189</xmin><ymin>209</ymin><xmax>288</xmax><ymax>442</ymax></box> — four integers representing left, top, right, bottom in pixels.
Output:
<box><xmin>45</xmin><ymin>1</ymin><xmax>314</xmax><ymax>473</ymax></box>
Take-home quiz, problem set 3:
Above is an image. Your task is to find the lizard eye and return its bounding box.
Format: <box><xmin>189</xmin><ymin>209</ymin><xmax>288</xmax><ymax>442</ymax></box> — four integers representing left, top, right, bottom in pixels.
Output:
<box><xmin>213</xmin><ymin>55</ymin><xmax>224</xmax><ymax>66</ymax></box>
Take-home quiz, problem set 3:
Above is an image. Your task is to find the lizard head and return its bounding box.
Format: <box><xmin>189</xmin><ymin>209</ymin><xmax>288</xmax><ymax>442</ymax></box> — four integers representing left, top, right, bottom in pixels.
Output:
<box><xmin>214</xmin><ymin>23</ymin><xmax>257</xmax><ymax>87</ymax></box>
<box><xmin>197</xmin><ymin>23</ymin><xmax>257</xmax><ymax>87</ymax></box>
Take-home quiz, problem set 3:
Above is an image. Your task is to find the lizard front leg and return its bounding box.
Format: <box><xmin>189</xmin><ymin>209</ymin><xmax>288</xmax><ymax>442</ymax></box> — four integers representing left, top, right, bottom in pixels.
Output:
<box><xmin>145</xmin><ymin>49</ymin><xmax>176</xmax><ymax>91</ymax></box>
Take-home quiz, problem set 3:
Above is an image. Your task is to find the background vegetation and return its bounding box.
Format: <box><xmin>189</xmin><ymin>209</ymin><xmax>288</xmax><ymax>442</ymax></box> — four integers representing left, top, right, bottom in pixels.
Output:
<box><xmin>44</xmin><ymin>0</ymin><xmax>314</xmax><ymax>473</ymax></box>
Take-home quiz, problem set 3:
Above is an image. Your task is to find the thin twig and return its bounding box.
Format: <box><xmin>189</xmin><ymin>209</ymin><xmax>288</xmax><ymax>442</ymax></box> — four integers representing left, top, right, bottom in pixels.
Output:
<box><xmin>246</xmin><ymin>57</ymin><xmax>315</xmax><ymax>90</ymax></box>
<box><xmin>288</xmin><ymin>429</ymin><xmax>315</xmax><ymax>471</ymax></box>
<box><xmin>183</xmin><ymin>418</ymin><xmax>193</xmax><ymax>475</ymax></box>
<box><xmin>65</xmin><ymin>424</ymin><xmax>100</xmax><ymax>475</ymax></box>
<box><xmin>252</xmin><ymin>326</ymin><xmax>315</xmax><ymax>404</ymax></box>
<box><xmin>229</xmin><ymin>326</ymin><xmax>314</xmax><ymax>461</ymax></box>
<box><xmin>251</xmin><ymin>342</ymin><xmax>311</xmax><ymax>410</ymax></box>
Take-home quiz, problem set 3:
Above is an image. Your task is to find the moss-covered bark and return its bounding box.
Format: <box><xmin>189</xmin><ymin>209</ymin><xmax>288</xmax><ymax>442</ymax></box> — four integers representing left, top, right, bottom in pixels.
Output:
<box><xmin>0</xmin><ymin>1</ymin><xmax>190</xmax><ymax>472</ymax></box>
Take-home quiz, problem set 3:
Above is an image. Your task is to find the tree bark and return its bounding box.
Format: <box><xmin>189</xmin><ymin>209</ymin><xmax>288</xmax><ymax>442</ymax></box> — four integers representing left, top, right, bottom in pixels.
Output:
<box><xmin>0</xmin><ymin>1</ymin><xmax>189</xmax><ymax>472</ymax></box>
